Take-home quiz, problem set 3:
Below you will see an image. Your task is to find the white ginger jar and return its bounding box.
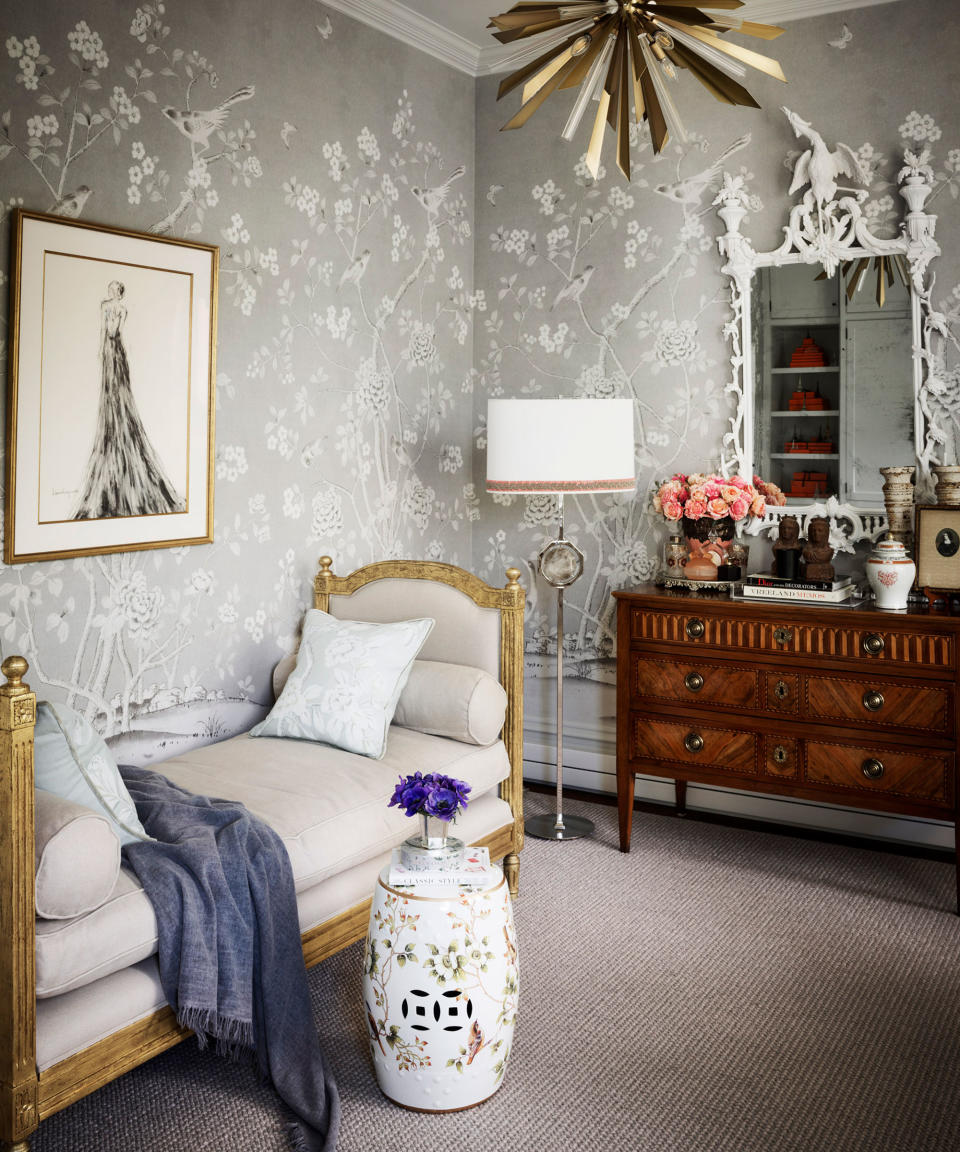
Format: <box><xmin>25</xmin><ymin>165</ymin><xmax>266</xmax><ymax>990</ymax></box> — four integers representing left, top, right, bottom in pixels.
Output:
<box><xmin>866</xmin><ymin>536</ymin><xmax>916</xmax><ymax>611</ymax></box>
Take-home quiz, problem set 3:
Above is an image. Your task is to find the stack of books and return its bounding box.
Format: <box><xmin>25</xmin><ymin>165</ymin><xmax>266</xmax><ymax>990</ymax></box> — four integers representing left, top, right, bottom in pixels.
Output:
<box><xmin>738</xmin><ymin>573</ymin><xmax>855</xmax><ymax>604</ymax></box>
<box><xmin>387</xmin><ymin>845</ymin><xmax>499</xmax><ymax>889</ymax></box>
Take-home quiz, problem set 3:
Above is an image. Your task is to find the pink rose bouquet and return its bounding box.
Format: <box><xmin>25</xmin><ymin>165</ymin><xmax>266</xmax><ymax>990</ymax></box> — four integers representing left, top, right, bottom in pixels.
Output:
<box><xmin>652</xmin><ymin>471</ymin><xmax>784</xmax><ymax>525</ymax></box>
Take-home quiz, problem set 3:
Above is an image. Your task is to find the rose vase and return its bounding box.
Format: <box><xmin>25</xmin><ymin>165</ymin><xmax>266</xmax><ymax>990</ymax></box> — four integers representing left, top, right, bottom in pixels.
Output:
<box><xmin>681</xmin><ymin>515</ymin><xmax>735</xmax><ymax>582</ymax></box>
<box><xmin>681</xmin><ymin>515</ymin><xmax>736</xmax><ymax>547</ymax></box>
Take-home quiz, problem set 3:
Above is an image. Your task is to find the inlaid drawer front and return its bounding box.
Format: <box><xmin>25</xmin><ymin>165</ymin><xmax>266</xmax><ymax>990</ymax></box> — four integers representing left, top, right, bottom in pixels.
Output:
<box><xmin>805</xmin><ymin>741</ymin><xmax>951</xmax><ymax>807</ymax></box>
<box><xmin>631</xmin><ymin>657</ymin><xmax>759</xmax><ymax>710</ymax></box>
<box><xmin>763</xmin><ymin>672</ymin><xmax>799</xmax><ymax>715</ymax></box>
<box><xmin>630</xmin><ymin>715</ymin><xmax>756</xmax><ymax>777</ymax></box>
<box><xmin>762</xmin><ymin>736</ymin><xmax>799</xmax><ymax>780</ymax></box>
<box><xmin>629</xmin><ymin>607</ymin><xmax>955</xmax><ymax>670</ymax></box>
<box><xmin>805</xmin><ymin>675</ymin><xmax>951</xmax><ymax>735</ymax></box>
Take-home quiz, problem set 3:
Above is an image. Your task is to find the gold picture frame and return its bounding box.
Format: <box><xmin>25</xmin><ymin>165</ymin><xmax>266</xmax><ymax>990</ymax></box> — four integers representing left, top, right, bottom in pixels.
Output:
<box><xmin>914</xmin><ymin>504</ymin><xmax>960</xmax><ymax>592</ymax></box>
<box><xmin>5</xmin><ymin>209</ymin><xmax>217</xmax><ymax>564</ymax></box>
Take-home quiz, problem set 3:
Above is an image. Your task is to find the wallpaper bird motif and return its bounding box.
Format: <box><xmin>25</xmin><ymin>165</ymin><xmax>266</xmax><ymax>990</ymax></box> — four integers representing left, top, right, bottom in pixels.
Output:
<box><xmin>0</xmin><ymin>1</ymin><xmax>477</xmax><ymax>760</ymax></box>
<box><xmin>0</xmin><ymin>0</ymin><xmax>958</xmax><ymax>776</ymax></box>
<box><xmin>473</xmin><ymin>53</ymin><xmax>960</xmax><ymax>743</ymax></box>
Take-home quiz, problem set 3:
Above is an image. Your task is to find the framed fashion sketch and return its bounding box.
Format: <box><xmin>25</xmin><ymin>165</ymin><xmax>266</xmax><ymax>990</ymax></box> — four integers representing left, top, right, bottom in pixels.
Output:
<box><xmin>5</xmin><ymin>210</ymin><xmax>217</xmax><ymax>564</ymax></box>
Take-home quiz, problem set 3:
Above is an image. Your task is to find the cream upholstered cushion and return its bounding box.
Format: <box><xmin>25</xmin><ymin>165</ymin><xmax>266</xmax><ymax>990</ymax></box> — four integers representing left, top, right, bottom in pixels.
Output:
<box><xmin>251</xmin><ymin>610</ymin><xmax>433</xmax><ymax>759</ymax></box>
<box><xmin>272</xmin><ymin>652</ymin><xmax>298</xmax><ymax>700</ymax></box>
<box><xmin>36</xmin><ymin>957</ymin><xmax>168</xmax><ymax>1071</ymax></box>
<box><xmin>274</xmin><ymin>656</ymin><xmax>507</xmax><ymax>747</ymax></box>
<box><xmin>329</xmin><ymin>578</ymin><xmax>501</xmax><ymax>678</ymax></box>
<box><xmin>392</xmin><ymin>661</ymin><xmax>507</xmax><ymax>746</ymax></box>
<box><xmin>35</xmin><ymin>867</ymin><xmax>158</xmax><ymax>998</ymax></box>
<box><xmin>34</xmin><ymin>789</ymin><xmax>512</xmax><ymax>1003</ymax></box>
<box><xmin>158</xmin><ymin>727</ymin><xmax>511</xmax><ymax>891</ymax></box>
<box><xmin>34</xmin><ymin>790</ymin><xmax>120</xmax><ymax>921</ymax></box>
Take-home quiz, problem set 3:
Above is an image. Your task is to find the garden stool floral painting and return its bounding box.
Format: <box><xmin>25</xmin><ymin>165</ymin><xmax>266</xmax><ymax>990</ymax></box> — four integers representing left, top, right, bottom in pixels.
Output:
<box><xmin>5</xmin><ymin>211</ymin><xmax>216</xmax><ymax>564</ymax></box>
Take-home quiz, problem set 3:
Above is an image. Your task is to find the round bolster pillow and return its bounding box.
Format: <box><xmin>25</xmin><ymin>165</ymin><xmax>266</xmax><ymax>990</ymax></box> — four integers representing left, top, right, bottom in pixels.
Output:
<box><xmin>392</xmin><ymin>660</ymin><xmax>508</xmax><ymax>746</ymax></box>
<box><xmin>35</xmin><ymin>789</ymin><xmax>121</xmax><ymax>920</ymax></box>
<box><xmin>272</xmin><ymin>655</ymin><xmax>507</xmax><ymax>747</ymax></box>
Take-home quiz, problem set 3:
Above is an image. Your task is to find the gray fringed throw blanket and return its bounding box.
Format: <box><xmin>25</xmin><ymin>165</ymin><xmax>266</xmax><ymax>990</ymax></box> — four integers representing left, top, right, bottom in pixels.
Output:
<box><xmin>119</xmin><ymin>766</ymin><xmax>340</xmax><ymax>1152</ymax></box>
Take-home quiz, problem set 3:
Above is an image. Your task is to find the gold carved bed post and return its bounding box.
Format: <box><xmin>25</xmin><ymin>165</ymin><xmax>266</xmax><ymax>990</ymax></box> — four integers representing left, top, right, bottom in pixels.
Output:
<box><xmin>313</xmin><ymin>557</ymin><xmax>525</xmax><ymax>894</ymax></box>
<box><xmin>0</xmin><ymin>656</ymin><xmax>39</xmax><ymax>1151</ymax></box>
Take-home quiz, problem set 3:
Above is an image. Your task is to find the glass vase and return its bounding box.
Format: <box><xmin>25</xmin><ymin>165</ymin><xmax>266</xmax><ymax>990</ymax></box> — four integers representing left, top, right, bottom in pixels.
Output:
<box><xmin>400</xmin><ymin>813</ymin><xmax>465</xmax><ymax>872</ymax></box>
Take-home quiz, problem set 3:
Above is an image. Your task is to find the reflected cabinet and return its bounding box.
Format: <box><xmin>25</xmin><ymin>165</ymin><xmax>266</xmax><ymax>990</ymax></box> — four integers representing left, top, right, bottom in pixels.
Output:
<box><xmin>755</xmin><ymin>264</ymin><xmax>913</xmax><ymax>507</ymax></box>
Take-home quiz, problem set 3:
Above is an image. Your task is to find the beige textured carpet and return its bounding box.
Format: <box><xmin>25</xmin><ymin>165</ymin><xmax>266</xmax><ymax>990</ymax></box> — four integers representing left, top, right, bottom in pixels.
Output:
<box><xmin>33</xmin><ymin>791</ymin><xmax>960</xmax><ymax>1152</ymax></box>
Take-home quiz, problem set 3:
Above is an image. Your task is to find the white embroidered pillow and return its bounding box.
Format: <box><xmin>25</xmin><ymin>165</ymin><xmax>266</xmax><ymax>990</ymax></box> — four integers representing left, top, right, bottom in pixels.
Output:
<box><xmin>34</xmin><ymin>702</ymin><xmax>150</xmax><ymax>847</ymax></box>
<box><xmin>251</xmin><ymin>610</ymin><xmax>434</xmax><ymax>759</ymax></box>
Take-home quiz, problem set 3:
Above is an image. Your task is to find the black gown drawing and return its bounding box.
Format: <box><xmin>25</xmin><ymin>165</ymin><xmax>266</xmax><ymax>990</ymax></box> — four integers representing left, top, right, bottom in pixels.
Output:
<box><xmin>73</xmin><ymin>280</ymin><xmax>185</xmax><ymax>520</ymax></box>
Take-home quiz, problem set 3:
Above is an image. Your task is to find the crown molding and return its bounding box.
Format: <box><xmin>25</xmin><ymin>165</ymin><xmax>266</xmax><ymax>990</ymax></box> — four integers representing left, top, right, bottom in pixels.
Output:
<box><xmin>738</xmin><ymin>0</ymin><xmax>900</xmax><ymax>22</ymax></box>
<box><xmin>321</xmin><ymin>0</ymin><xmax>483</xmax><ymax>75</ymax></box>
<box><xmin>326</xmin><ymin>0</ymin><xmax>904</xmax><ymax>79</ymax></box>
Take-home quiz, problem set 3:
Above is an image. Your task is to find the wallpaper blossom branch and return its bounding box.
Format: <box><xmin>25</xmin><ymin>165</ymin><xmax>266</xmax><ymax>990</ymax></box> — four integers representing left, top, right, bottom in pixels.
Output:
<box><xmin>1</xmin><ymin>0</ymin><xmax>959</xmax><ymax>814</ymax></box>
<box><xmin>0</xmin><ymin>0</ymin><xmax>476</xmax><ymax>761</ymax></box>
<box><xmin>472</xmin><ymin>2</ymin><xmax>960</xmax><ymax>765</ymax></box>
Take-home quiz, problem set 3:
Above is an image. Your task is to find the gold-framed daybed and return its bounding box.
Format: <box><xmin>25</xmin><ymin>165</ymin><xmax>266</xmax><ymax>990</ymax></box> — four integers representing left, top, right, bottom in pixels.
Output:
<box><xmin>0</xmin><ymin>557</ymin><xmax>525</xmax><ymax>1150</ymax></box>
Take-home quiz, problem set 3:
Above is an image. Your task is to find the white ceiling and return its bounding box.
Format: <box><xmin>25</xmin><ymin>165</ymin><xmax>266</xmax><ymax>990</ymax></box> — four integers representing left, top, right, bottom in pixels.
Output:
<box><xmin>323</xmin><ymin>0</ymin><xmax>903</xmax><ymax>76</ymax></box>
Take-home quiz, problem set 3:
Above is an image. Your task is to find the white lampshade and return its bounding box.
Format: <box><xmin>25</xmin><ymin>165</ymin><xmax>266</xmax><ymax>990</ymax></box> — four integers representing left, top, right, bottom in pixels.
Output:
<box><xmin>486</xmin><ymin>398</ymin><xmax>635</xmax><ymax>494</ymax></box>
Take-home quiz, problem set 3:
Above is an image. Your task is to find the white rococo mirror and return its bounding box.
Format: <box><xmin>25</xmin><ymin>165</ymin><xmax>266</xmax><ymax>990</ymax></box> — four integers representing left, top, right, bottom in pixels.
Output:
<box><xmin>714</xmin><ymin>107</ymin><xmax>945</xmax><ymax>547</ymax></box>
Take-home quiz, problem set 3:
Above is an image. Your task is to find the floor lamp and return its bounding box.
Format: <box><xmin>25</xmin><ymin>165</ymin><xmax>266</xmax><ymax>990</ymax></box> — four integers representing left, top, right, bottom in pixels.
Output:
<box><xmin>486</xmin><ymin>398</ymin><xmax>636</xmax><ymax>841</ymax></box>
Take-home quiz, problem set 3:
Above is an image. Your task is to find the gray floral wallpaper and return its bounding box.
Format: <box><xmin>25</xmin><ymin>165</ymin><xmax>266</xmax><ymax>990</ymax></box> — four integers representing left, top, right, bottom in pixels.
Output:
<box><xmin>1</xmin><ymin>0</ymin><xmax>959</xmax><ymax>818</ymax></box>
<box><xmin>0</xmin><ymin>0</ymin><xmax>476</xmax><ymax>762</ymax></box>
<box><xmin>472</xmin><ymin>0</ymin><xmax>960</xmax><ymax>779</ymax></box>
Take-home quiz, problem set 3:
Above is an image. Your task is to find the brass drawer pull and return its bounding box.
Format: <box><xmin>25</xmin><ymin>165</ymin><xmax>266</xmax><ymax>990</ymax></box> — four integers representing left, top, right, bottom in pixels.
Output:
<box><xmin>683</xmin><ymin>732</ymin><xmax>704</xmax><ymax>754</ymax></box>
<box><xmin>773</xmin><ymin>745</ymin><xmax>789</xmax><ymax>765</ymax></box>
<box><xmin>862</xmin><ymin>690</ymin><xmax>885</xmax><ymax>712</ymax></box>
<box><xmin>774</xmin><ymin>626</ymin><xmax>793</xmax><ymax>646</ymax></box>
<box><xmin>684</xmin><ymin>672</ymin><xmax>704</xmax><ymax>693</ymax></box>
<box><xmin>686</xmin><ymin>618</ymin><xmax>705</xmax><ymax>640</ymax></box>
<box><xmin>861</xmin><ymin>758</ymin><xmax>885</xmax><ymax>780</ymax></box>
<box><xmin>774</xmin><ymin>679</ymin><xmax>790</xmax><ymax>701</ymax></box>
<box><xmin>862</xmin><ymin>633</ymin><xmax>885</xmax><ymax>655</ymax></box>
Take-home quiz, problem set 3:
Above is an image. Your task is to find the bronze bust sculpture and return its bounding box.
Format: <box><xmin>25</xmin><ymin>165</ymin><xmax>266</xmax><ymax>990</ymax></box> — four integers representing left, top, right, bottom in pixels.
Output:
<box><xmin>802</xmin><ymin>515</ymin><xmax>835</xmax><ymax>582</ymax></box>
<box><xmin>772</xmin><ymin>515</ymin><xmax>804</xmax><ymax>579</ymax></box>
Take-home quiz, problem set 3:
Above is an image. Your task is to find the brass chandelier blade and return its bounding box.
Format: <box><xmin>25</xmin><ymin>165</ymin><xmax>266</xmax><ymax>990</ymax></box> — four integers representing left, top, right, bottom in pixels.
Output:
<box><xmin>491</xmin><ymin>0</ymin><xmax>786</xmax><ymax>175</ymax></box>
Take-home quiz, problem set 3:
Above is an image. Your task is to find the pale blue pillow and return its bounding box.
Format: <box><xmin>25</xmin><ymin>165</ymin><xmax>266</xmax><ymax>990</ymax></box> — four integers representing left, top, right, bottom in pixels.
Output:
<box><xmin>35</xmin><ymin>702</ymin><xmax>150</xmax><ymax>847</ymax></box>
<box><xmin>251</xmin><ymin>610</ymin><xmax>434</xmax><ymax>759</ymax></box>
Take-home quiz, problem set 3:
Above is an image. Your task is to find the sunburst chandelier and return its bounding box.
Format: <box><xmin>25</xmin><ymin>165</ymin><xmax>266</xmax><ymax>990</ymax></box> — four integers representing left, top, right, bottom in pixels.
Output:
<box><xmin>490</xmin><ymin>1</ymin><xmax>786</xmax><ymax>180</ymax></box>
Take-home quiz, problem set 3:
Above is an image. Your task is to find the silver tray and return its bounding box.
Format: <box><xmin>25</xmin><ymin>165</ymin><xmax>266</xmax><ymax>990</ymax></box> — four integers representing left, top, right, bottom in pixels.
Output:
<box><xmin>659</xmin><ymin>576</ymin><xmax>737</xmax><ymax>594</ymax></box>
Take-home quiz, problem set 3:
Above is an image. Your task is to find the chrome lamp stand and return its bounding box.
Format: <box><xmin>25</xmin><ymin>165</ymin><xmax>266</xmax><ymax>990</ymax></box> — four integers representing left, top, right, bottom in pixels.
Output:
<box><xmin>525</xmin><ymin>493</ymin><xmax>594</xmax><ymax>841</ymax></box>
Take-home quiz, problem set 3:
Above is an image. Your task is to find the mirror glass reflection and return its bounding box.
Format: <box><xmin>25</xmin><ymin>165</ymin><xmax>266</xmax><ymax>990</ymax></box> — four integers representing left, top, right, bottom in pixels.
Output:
<box><xmin>753</xmin><ymin>263</ymin><xmax>914</xmax><ymax>508</ymax></box>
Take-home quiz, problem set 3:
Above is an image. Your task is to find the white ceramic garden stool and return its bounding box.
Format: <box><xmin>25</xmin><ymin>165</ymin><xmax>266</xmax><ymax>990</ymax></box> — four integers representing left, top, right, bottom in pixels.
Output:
<box><xmin>361</xmin><ymin>865</ymin><xmax>519</xmax><ymax>1112</ymax></box>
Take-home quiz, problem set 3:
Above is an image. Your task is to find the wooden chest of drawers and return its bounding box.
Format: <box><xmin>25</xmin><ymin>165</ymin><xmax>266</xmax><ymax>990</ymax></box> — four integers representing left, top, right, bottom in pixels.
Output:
<box><xmin>614</xmin><ymin>586</ymin><xmax>960</xmax><ymax>908</ymax></box>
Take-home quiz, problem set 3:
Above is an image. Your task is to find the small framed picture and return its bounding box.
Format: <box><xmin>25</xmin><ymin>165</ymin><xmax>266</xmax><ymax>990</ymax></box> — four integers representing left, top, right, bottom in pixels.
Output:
<box><xmin>5</xmin><ymin>209</ymin><xmax>217</xmax><ymax>564</ymax></box>
<box><xmin>914</xmin><ymin>505</ymin><xmax>960</xmax><ymax>591</ymax></box>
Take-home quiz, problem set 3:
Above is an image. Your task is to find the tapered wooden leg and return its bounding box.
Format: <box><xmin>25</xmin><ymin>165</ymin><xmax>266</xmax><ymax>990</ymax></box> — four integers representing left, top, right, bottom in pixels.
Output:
<box><xmin>675</xmin><ymin>779</ymin><xmax>687</xmax><ymax>817</ymax></box>
<box><xmin>617</xmin><ymin>769</ymin><xmax>634</xmax><ymax>852</ymax></box>
<box><xmin>503</xmin><ymin>852</ymin><xmax>519</xmax><ymax>897</ymax></box>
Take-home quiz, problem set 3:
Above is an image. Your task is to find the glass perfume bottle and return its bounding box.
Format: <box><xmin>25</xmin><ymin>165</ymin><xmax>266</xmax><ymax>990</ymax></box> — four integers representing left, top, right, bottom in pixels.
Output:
<box><xmin>662</xmin><ymin>533</ymin><xmax>687</xmax><ymax>580</ymax></box>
